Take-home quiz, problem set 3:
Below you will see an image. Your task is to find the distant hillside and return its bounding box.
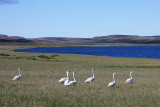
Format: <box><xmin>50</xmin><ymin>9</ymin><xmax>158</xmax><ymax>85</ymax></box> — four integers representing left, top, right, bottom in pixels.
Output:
<box><xmin>29</xmin><ymin>37</ymin><xmax>92</xmax><ymax>43</ymax></box>
<box><xmin>1</xmin><ymin>34</ymin><xmax>160</xmax><ymax>44</ymax></box>
<box><xmin>31</xmin><ymin>35</ymin><xmax>160</xmax><ymax>44</ymax></box>
<box><xmin>0</xmin><ymin>34</ymin><xmax>32</xmax><ymax>43</ymax></box>
<box><xmin>93</xmin><ymin>35</ymin><xmax>160</xmax><ymax>43</ymax></box>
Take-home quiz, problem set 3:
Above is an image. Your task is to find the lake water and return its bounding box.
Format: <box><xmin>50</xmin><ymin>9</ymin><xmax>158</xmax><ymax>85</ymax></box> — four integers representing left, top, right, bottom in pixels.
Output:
<box><xmin>14</xmin><ymin>46</ymin><xmax>160</xmax><ymax>59</ymax></box>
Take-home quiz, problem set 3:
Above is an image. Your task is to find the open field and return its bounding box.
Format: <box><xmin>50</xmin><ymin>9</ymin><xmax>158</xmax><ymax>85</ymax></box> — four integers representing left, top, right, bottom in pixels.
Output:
<box><xmin>0</xmin><ymin>43</ymin><xmax>160</xmax><ymax>107</ymax></box>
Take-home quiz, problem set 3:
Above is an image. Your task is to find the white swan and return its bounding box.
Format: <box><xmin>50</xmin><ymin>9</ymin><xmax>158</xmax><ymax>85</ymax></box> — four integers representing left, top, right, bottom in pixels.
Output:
<box><xmin>59</xmin><ymin>71</ymin><xmax>69</xmax><ymax>83</ymax></box>
<box><xmin>126</xmin><ymin>71</ymin><xmax>133</xmax><ymax>83</ymax></box>
<box><xmin>85</xmin><ymin>68</ymin><xmax>95</xmax><ymax>83</ymax></box>
<box><xmin>66</xmin><ymin>72</ymin><xmax>76</xmax><ymax>86</ymax></box>
<box><xmin>13</xmin><ymin>67</ymin><xmax>21</xmax><ymax>80</ymax></box>
<box><xmin>108</xmin><ymin>73</ymin><xmax>116</xmax><ymax>87</ymax></box>
<box><xmin>64</xmin><ymin>71</ymin><xmax>70</xmax><ymax>85</ymax></box>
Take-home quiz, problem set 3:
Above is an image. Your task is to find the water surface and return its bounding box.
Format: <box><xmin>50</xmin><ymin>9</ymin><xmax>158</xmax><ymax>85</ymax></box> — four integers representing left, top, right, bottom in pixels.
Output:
<box><xmin>14</xmin><ymin>46</ymin><xmax>160</xmax><ymax>59</ymax></box>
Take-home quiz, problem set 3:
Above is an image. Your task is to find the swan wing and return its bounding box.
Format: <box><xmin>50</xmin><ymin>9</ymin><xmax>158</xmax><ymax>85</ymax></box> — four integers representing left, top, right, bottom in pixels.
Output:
<box><xmin>59</xmin><ymin>78</ymin><xmax>67</xmax><ymax>83</ymax></box>
<box><xmin>108</xmin><ymin>82</ymin><xmax>115</xmax><ymax>87</ymax></box>
<box><xmin>13</xmin><ymin>75</ymin><xmax>21</xmax><ymax>80</ymax></box>
<box><xmin>85</xmin><ymin>77</ymin><xmax>94</xmax><ymax>83</ymax></box>
<box><xmin>126</xmin><ymin>78</ymin><xmax>133</xmax><ymax>83</ymax></box>
<box><xmin>66</xmin><ymin>81</ymin><xmax>76</xmax><ymax>86</ymax></box>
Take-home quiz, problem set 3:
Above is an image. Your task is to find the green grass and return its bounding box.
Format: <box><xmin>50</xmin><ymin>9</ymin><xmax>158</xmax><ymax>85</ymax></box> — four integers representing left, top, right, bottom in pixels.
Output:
<box><xmin>0</xmin><ymin>44</ymin><xmax>160</xmax><ymax>107</ymax></box>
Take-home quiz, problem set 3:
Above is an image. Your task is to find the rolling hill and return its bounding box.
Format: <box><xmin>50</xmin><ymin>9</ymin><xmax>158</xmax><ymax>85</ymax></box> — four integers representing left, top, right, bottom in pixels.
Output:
<box><xmin>0</xmin><ymin>34</ymin><xmax>32</xmax><ymax>43</ymax></box>
<box><xmin>1</xmin><ymin>34</ymin><xmax>160</xmax><ymax>44</ymax></box>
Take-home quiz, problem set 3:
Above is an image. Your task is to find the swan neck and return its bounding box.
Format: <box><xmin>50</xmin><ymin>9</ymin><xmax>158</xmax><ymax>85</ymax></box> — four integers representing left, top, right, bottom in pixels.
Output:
<box><xmin>113</xmin><ymin>74</ymin><xmax>115</xmax><ymax>82</ymax></box>
<box><xmin>92</xmin><ymin>69</ymin><xmax>95</xmax><ymax>78</ymax></box>
<box><xmin>18</xmin><ymin>67</ymin><xmax>21</xmax><ymax>75</ymax></box>
<box><xmin>67</xmin><ymin>72</ymin><xmax>69</xmax><ymax>79</ymax></box>
<box><xmin>130</xmin><ymin>72</ymin><xmax>133</xmax><ymax>78</ymax></box>
<box><xmin>73</xmin><ymin>72</ymin><xmax>76</xmax><ymax>82</ymax></box>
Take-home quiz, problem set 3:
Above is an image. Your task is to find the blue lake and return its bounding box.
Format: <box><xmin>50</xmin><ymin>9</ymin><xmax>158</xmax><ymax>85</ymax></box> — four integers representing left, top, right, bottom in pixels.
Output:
<box><xmin>14</xmin><ymin>46</ymin><xmax>160</xmax><ymax>59</ymax></box>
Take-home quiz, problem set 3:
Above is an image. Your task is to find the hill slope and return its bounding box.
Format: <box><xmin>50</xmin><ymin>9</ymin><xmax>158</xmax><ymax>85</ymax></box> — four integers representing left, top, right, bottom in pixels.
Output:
<box><xmin>93</xmin><ymin>35</ymin><xmax>160</xmax><ymax>43</ymax></box>
<box><xmin>0</xmin><ymin>34</ymin><xmax>32</xmax><ymax>43</ymax></box>
<box><xmin>1</xmin><ymin>34</ymin><xmax>160</xmax><ymax>44</ymax></box>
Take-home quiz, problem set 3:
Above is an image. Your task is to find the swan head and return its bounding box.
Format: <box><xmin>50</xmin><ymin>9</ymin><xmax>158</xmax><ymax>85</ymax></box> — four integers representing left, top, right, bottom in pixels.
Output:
<box><xmin>92</xmin><ymin>68</ymin><xmax>95</xmax><ymax>74</ymax></box>
<box><xmin>131</xmin><ymin>71</ymin><xmax>133</xmax><ymax>73</ymax></box>
<box><xmin>113</xmin><ymin>73</ymin><xmax>116</xmax><ymax>75</ymax></box>
<box><xmin>66</xmin><ymin>70</ymin><xmax>70</xmax><ymax>74</ymax></box>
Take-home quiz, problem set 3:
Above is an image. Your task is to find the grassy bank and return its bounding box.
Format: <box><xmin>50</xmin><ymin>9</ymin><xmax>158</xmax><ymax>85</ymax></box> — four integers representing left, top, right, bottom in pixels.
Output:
<box><xmin>0</xmin><ymin>44</ymin><xmax>160</xmax><ymax>107</ymax></box>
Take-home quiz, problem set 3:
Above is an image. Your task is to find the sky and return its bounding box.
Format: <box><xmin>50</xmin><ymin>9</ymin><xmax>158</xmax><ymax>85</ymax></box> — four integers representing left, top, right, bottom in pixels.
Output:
<box><xmin>0</xmin><ymin>0</ymin><xmax>160</xmax><ymax>38</ymax></box>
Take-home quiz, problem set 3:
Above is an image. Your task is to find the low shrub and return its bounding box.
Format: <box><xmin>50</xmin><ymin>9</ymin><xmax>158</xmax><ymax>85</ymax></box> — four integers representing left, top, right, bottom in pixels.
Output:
<box><xmin>37</xmin><ymin>55</ymin><xmax>51</xmax><ymax>59</ymax></box>
<box><xmin>0</xmin><ymin>53</ymin><xmax>10</xmax><ymax>56</ymax></box>
<box><xmin>51</xmin><ymin>54</ymin><xmax>59</xmax><ymax>57</ymax></box>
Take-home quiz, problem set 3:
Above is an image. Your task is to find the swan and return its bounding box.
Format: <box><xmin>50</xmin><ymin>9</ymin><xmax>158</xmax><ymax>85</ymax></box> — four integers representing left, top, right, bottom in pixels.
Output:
<box><xmin>108</xmin><ymin>73</ymin><xmax>116</xmax><ymax>87</ymax></box>
<box><xmin>64</xmin><ymin>71</ymin><xmax>70</xmax><ymax>85</ymax></box>
<box><xmin>126</xmin><ymin>71</ymin><xmax>133</xmax><ymax>83</ymax></box>
<box><xmin>66</xmin><ymin>72</ymin><xmax>76</xmax><ymax>86</ymax></box>
<box><xmin>85</xmin><ymin>68</ymin><xmax>95</xmax><ymax>83</ymax></box>
<box><xmin>12</xmin><ymin>67</ymin><xmax>21</xmax><ymax>80</ymax></box>
<box><xmin>59</xmin><ymin>71</ymin><xmax>69</xmax><ymax>83</ymax></box>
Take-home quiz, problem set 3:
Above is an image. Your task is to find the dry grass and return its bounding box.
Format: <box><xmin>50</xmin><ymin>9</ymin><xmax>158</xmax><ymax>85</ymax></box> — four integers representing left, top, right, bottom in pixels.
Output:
<box><xmin>0</xmin><ymin>44</ymin><xmax>160</xmax><ymax>107</ymax></box>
